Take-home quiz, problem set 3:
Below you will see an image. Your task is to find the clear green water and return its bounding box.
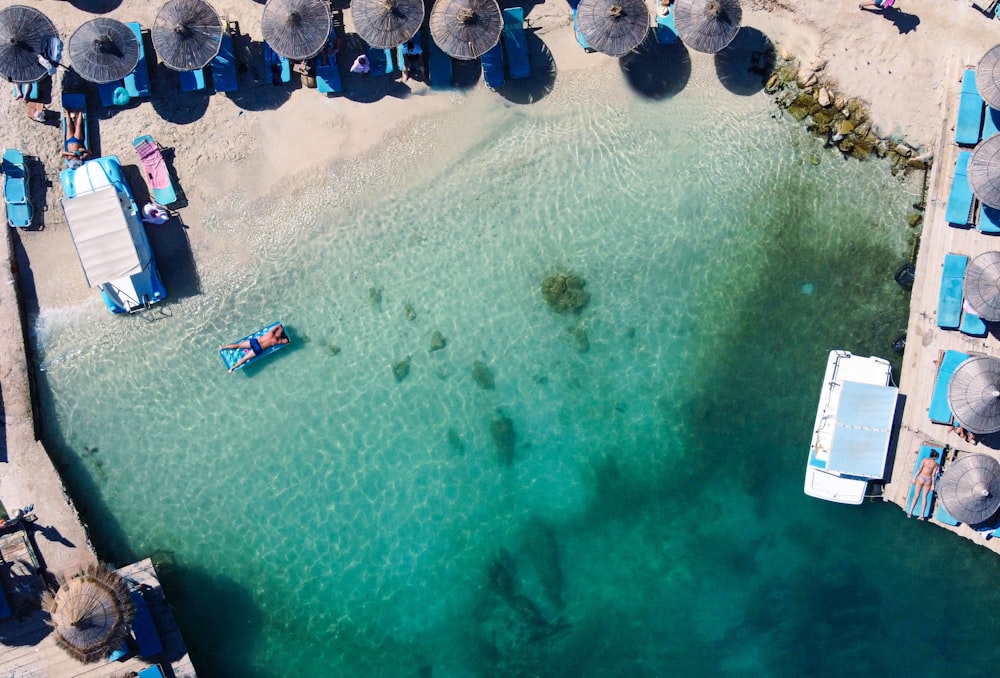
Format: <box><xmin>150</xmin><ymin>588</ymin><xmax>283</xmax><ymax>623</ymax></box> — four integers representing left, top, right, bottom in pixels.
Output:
<box><xmin>34</xmin><ymin>64</ymin><xmax>1000</xmax><ymax>677</ymax></box>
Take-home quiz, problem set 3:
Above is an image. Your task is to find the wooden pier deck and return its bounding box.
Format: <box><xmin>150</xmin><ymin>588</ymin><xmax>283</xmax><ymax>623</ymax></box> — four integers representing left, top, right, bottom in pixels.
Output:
<box><xmin>886</xmin><ymin>55</ymin><xmax>1000</xmax><ymax>555</ymax></box>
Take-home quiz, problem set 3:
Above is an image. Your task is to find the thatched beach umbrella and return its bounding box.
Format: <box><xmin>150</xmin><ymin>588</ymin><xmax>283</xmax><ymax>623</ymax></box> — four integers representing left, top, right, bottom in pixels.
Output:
<box><xmin>949</xmin><ymin>355</ymin><xmax>1000</xmax><ymax>435</ymax></box>
<box><xmin>964</xmin><ymin>251</ymin><xmax>1000</xmax><ymax>322</ymax></box>
<box><xmin>262</xmin><ymin>0</ymin><xmax>331</xmax><ymax>60</ymax></box>
<box><xmin>353</xmin><ymin>0</ymin><xmax>425</xmax><ymax>50</ymax></box>
<box><xmin>152</xmin><ymin>0</ymin><xmax>223</xmax><ymax>71</ymax></box>
<box><xmin>978</xmin><ymin>44</ymin><xmax>1000</xmax><ymax>111</ymax></box>
<box><xmin>575</xmin><ymin>0</ymin><xmax>649</xmax><ymax>58</ymax></box>
<box><xmin>43</xmin><ymin>565</ymin><xmax>135</xmax><ymax>664</ymax></box>
<box><xmin>673</xmin><ymin>0</ymin><xmax>742</xmax><ymax>54</ymax></box>
<box><xmin>938</xmin><ymin>453</ymin><xmax>1000</xmax><ymax>525</ymax></box>
<box><xmin>429</xmin><ymin>0</ymin><xmax>502</xmax><ymax>61</ymax></box>
<box><xmin>969</xmin><ymin>134</ymin><xmax>1000</xmax><ymax>210</ymax></box>
<box><xmin>68</xmin><ymin>17</ymin><xmax>139</xmax><ymax>84</ymax></box>
<box><xmin>0</xmin><ymin>4</ymin><xmax>58</xmax><ymax>83</ymax></box>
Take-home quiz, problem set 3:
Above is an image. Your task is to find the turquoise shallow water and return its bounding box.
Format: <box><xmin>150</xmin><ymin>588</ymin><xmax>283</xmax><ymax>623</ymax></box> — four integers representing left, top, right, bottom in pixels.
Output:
<box><xmin>33</xmin><ymin>62</ymin><xmax>1000</xmax><ymax>677</ymax></box>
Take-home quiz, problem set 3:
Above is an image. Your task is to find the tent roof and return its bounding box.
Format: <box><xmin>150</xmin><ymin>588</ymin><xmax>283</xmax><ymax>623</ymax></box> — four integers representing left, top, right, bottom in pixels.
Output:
<box><xmin>61</xmin><ymin>186</ymin><xmax>142</xmax><ymax>288</ymax></box>
<box><xmin>826</xmin><ymin>381</ymin><xmax>898</xmax><ymax>479</ymax></box>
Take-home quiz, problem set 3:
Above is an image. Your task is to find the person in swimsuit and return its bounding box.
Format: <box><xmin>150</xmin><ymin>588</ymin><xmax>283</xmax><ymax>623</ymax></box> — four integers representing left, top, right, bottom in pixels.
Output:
<box><xmin>61</xmin><ymin>109</ymin><xmax>89</xmax><ymax>166</ymax></box>
<box><xmin>220</xmin><ymin>324</ymin><xmax>289</xmax><ymax>372</ymax></box>
<box><xmin>906</xmin><ymin>449</ymin><xmax>940</xmax><ymax>519</ymax></box>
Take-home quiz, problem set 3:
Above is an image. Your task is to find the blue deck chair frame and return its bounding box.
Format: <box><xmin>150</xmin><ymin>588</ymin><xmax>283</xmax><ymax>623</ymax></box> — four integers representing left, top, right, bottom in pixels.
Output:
<box><xmin>211</xmin><ymin>25</ymin><xmax>239</xmax><ymax>93</ymax></box>
<box><xmin>929</xmin><ymin>349</ymin><xmax>969</xmax><ymax>424</ymax></box>
<box><xmin>482</xmin><ymin>42</ymin><xmax>505</xmax><ymax>90</ymax></box>
<box><xmin>3</xmin><ymin>148</ymin><xmax>32</xmax><ymax>228</ymax></box>
<box><xmin>124</xmin><ymin>22</ymin><xmax>151</xmax><ymax>99</ymax></box>
<box><xmin>937</xmin><ymin>253</ymin><xmax>967</xmax><ymax>329</ymax></box>
<box><xmin>905</xmin><ymin>445</ymin><xmax>942</xmax><ymax>519</ymax></box>
<box><xmin>956</xmin><ymin>70</ymin><xmax>984</xmax><ymax>146</ymax></box>
<box><xmin>946</xmin><ymin>151</ymin><xmax>974</xmax><ymax>226</ymax></box>
<box><xmin>502</xmin><ymin>8</ymin><xmax>531</xmax><ymax>79</ymax></box>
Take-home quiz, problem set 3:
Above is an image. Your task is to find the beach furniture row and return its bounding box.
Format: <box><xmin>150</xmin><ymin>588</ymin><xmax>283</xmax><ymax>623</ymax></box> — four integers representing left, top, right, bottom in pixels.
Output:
<box><xmin>947</xmin><ymin>71</ymin><xmax>1000</xmax><ymax>232</ymax></box>
<box><xmin>936</xmin><ymin>253</ymin><xmax>988</xmax><ymax>336</ymax></box>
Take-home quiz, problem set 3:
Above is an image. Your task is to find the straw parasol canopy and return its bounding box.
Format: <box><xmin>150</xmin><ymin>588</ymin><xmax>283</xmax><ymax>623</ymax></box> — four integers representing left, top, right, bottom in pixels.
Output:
<box><xmin>42</xmin><ymin>564</ymin><xmax>135</xmax><ymax>664</ymax></box>
<box><xmin>978</xmin><ymin>44</ymin><xmax>1000</xmax><ymax>111</ymax></box>
<box><xmin>673</xmin><ymin>0</ymin><xmax>742</xmax><ymax>54</ymax></box>
<box><xmin>152</xmin><ymin>0</ymin><xmax>223</xmax><ymax>71</ymax></box>
<box><xmin>0</xmin><ymin>4</ymin><xmax>58</xmax><ymax>83</ymax></box>
<box><xmin>938</xmin><ymin>453</ymin><xmax>1000</xmax><ymax>525</ymax></box>
<box><xmin>963</xmin><ymin>251</ymin><xmax>1000</xmax><ymax>322</ymax></box>
<box><xmin>68</xmin><ymin>17</ymin><xmax>139</xmax><ymax>84</ymax></box>
<box><xmin>969</xmin><ymin>134</ymin><xmax>1000</xmax><ymax>211</ymax></box>
<box><xmin>262</xmin><ymin>0</ymin><xmax>331</xmax><ymax>60</ymax></box>
<box><xmin>429</xmin><ymin>0</ymin><xmax>502</xmax><ymax>61</ymax></box>
<box><xmin>949</xmin><ymin>355</ymin><xmax>1000</xmax><ymax>435</ymax></box>
<box><xmin>352</xmin><ymin>0</ymin><xmax>425</xmax><ymax>50</ymax></box>
<box><xmin>575</xmin><ymin>0</ymin><xmax>649</xmax><ymax>58</ymax></box>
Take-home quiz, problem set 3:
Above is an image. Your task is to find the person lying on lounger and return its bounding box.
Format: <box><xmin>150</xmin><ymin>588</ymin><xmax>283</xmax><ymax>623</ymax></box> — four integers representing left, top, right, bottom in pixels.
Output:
<box><xmin>906</xmin><ymin>449</ymin><xmax>939</xmax><ymax>519</ymax></box>
<box><xmin>61</xmin><ymin>109</ymin><xmax>89</xmax><ymax>167</ymax></box>
<box><xmin>220</xmin><ymin>324</ymin><xmax>289</xmax><ymax>373</ymax></box>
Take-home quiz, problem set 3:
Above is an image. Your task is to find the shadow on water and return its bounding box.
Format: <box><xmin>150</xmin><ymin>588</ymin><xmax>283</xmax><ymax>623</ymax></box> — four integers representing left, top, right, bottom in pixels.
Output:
<box><xmin>713</xmin><ymin>27</ymin><xmax>775</xmax><ymax>97</ymax></box>
<box><xmin>495</xmin><ymin>30</ymin><xmax>557</xmax><ymax>105</ymax></box>
<box><xmin>619</xmin><ymin>37</ymin><xmax>691</xmax><ymax>100</ymax></box>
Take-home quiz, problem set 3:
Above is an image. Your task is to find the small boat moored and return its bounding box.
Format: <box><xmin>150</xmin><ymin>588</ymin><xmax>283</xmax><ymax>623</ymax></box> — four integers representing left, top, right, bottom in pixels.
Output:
<box><xmin>805</xmin><ymin>350</ymin><xmax>898</xmax><ymax>505</ymax></box>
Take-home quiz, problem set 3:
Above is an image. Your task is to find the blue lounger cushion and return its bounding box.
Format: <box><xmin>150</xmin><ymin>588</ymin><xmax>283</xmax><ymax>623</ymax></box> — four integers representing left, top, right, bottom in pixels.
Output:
<box><xmin>503</xmin><ymin>8</ymin><xmax>531</xmax><ymax>79</ymax></box>
<box><xmin>264</xmin><ymin>44</ymin><xmax>291</xmax><ymax>83</ymax></box>
<box><xmin>179</xmin><ymin>68</ymin><xmax>206</xmax><ymax>92</ymax></box>
<box><xmin>368</xmin><ymin>46</ymin><xmax>395</xmax><ymax>76</ymax></box>
<box><xmin>137</xmin><ymin>666</ymin><xmax>165</xmax><ymax>678</ymax></box>
<box><xmin>429</xmin><ymin>37</ymin><xmax>452</xmax><ymax>89</ymax></box>
<box><xmin>482</xmin><ymin>42</ymin><xmax>505</xmax><ymax>90</ymax></box>
<box><xmin>906</xmin><ymin>445</ymin><xmax>941</xmax><ymax>519</ymax></box>
<box><xmin>572</xmin><ymin>7</ymin><xmax>594</xmax><ymax>52</ymax></box>
<box><xmin>983</xmin><ymin>106</ymin><xmax>1000</xmax><ymax>139</ymax></box>
<box><xmin>0</xmin><ymin>581</ymin><xmax>10</xmax><ymax>619</ymax></box>
<box><xmin>929</xmin><ymin>349</ymin><xmax>969</xmax><ymax>424</ymax></box>
<box><xmin>11</xmin><ymin>81</ymin><xmax>39</xmax><ymax>100</ymax></box>
<box><xmin>3</xmin><ymin>148</ymin><xmax>32</xmax><ymax>228</ymax></box>
<box><xmin>981</xmin><ymin>204</ymin><xmax>1000</xmax><ymax>234</ymax></box>
<box><xmin>654</xmin><ymin>10</ymin><xmax>679</xmax><ymax>44</ymax></box>
<box><xmin>60</xmin><ymin>93</ymin><xmax>88</xmax><ymax>168</ymax></box>
<box><xmin>211</xmin><ymin>30</ymin><xmax>239</xmax><ymax>92</ymax></box>
<box><xmin>960</xmin><ymin>304</ymin><xmax>988</xmax><ymax>336</ymax></box>
<box><xmin>937</xmin><ymin>253</ymin><xmax>967</xmax><ymax>329</ymax></box>
<box><xmin>956</xmin><ymin>70</ymin><xmax>985</xmax><ymax>146</ymax></box>
<box><xmin>130</xmin><ymin>588</ymin><xmax>162</xmax><ymax>657</ymax></box>
<box><xmin>946</xmin><ymin>151</ymin><xmax>974</xmax><ymax>226</ymax></box>
<box><xmin>316</xmin><ymin>53</ymin><xmax>342</xmax><ymax>93</ymax></box>
<box><xmin>124</xmin><ymin>22</ymin><xmax>151</xmax><ymax>98</ymax></box>
<box><xmin>934</xmin><ymin>498</ymin><xmax>961</xmax><ymax>526</ymax></box>
<box><xmin>98</xmin><ymin>81</ymin><xmax>129</xmax><ymax>107</ymax></box>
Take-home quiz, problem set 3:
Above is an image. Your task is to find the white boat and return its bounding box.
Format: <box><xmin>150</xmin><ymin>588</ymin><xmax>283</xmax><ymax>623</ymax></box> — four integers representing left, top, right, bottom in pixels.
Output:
<box><xmin>805</xmin><ymin>350</ymin><xmax>898</xmax><ymax>504</ymax></box>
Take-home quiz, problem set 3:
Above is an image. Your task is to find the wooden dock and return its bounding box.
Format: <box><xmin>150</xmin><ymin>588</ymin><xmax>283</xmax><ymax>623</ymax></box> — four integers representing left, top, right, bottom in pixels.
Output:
<box><xmin>886</xmin><ymin>55</ymin><xmax>1000</xmax><ymax>555</ymax></box>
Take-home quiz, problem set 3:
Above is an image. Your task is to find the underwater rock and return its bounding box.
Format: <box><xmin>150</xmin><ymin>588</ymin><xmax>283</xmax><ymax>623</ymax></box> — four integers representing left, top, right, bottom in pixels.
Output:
<box><xmin>472</xmin><ymin>360</ymin><xmax>495</xmax><ymax>390</ymax></box>
<box><xmin>489</xmin><ymin>548</ymin><xmax>518</xmax><ymax>602</ymax></box>
<box><xmin>907</xmin><ymin>212</ymin><xmax>923</xmax><ymax>227</ymax></box>
<box><xmin>369</xmin><ymin>285</ymin><xmax>383</xmax><ymax>307</ymax></box>
<box><xmin>569</xmin><ymin>325</ymin><xmax>590</xmax><ymax>353</ymax></box>
<box><xmin>430</xmin><ymin>331</ymin><xmax>446</xmax><ymax>352</ymax></box>
<box><xmin>491</xmin><ymin>412</ymin><xmax>515</xmax><ymax>465</ymax></box>
<box><xmin>523</xmin><ymin>518</ymin><xmax>565</xmax><ymax>611</ymax></box>
<box><xmin>811</xmin><ymin>109</ymin><xmax>833</xmax><ymax>127</ymax></box>
<box><xmin>807</xmin><ymin>154</ymin><xmax>820</xmax><ymax>166</ymax></box>
<box><xmin>835</xmin><ymin>119</ymin><xmax>855</xmax><ymax>136</ymax></box>
<box><xmin>447</xmin><ymin>427</ymin><xmax>466</xmax><ymax>454</ymax></box>
<box><xmin>392</xmin><ymin>355</ymin><xmax>411</xmax><ymax>382</ymax></box>
<box><xmin>906</xmin><ymin>157</ymin><xmax>928</xmax><ymax>170</ymax></box>
<box><xmin>541</xmin><ymin>271</ymin><xmax>591</xmax><ymax>315</ymax></box>
<box><xmin>324</xmin><ymin>343</ymin><xmax>341</xmax><ymax>356</ymax></box>
<box><xmin>405</xmin><ymin>302</ymin><xmax>417</xmax><ymax>321</ymax></box>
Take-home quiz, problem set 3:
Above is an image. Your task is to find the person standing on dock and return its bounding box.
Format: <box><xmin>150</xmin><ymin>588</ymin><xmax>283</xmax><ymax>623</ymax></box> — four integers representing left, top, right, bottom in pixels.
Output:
<box><xmin>907</xmin><ymin>450</ymin><xmax>939</xmax><ymax>519</ymax></box>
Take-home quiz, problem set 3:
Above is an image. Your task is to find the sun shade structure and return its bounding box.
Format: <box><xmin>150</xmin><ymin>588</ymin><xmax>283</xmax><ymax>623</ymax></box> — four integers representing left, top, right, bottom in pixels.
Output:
<box><xmin>61</xmin><ymin>186</ymin><xmax>144</xmax><ymax>288</ymax></box>
<box><xmin>949</xmin><ymin>355</ymin><xmax>1000</xmax><ymax>435</ymax></box>
<box><xmin>938</xmin><ymin>453</ymin><xmax>1000</xmax><ymax>525</ymax></box>
<box><xmin>43</xmin><ymin>564</ymin><xmax>135</xmax><ymax>664</ymax></box>
<box><xmin>964</xmin><ymin>251</ymin><xmax>1000</xmax><ymax>322</ymax></box>
<box><xmin>152</xmin><ymin>0</ymin><xmax>223</xmax><ymax>71</ymax></box>
<box><xmin>0</xmin><ymin>4</ymin><xmax>58</xmax><ymax>83</ymax></box>
<box><xmin>969</xmin><ymin>134</ymin><xmax>1000</xmax><ymax>210</ymax></box>
<box><xmin>978</xmin><ymin>44</ymin><xmax>1000</xmax><ymax>111</ymax></box>
<box><xmin>575</xmin><ymin>0</ymin><xmax>649</xmax><ymax>58</ymax></box>
<box><xmin>262</xmin><ymin>0</ymin><xmax>331</xmax><ymax>60</ymax></box>
<box><xmin>352</xmin><ymin>0</ymin><xmax>425</xmax><ymax>50</ymax></box>
<box><xmin>429</xmin><ymin>0</ymin><xmax>502</xmax><ymax>60</ymax></box>
<box><xmin>68</xmin><ymin>17</ymin><xmax>139</xmax><ymax>84</ymax></box>
<box><xmin>673</xmin><ymin>0</ymin><xmax>742</xmax><ymax>54</ymax></box>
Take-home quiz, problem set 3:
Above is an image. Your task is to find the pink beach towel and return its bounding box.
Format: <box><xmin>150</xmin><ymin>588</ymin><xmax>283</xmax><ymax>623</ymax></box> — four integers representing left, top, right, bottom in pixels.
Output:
<box><xmin>135</xmin><ymin>140</ymin><xmax>170</xmax><ymax>191</ymax></box>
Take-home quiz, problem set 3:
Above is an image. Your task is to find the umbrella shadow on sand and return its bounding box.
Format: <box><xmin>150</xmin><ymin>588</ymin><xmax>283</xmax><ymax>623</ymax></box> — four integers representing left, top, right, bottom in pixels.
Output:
<box><xmin>619</xmin><ymin>36</ymin><xmax>692</xmax><ymax>100</ymax></box>
<box><xmin>713</xmin><ymin>26</ymin><xmax>774</xmax><ymax>96</ymax></box>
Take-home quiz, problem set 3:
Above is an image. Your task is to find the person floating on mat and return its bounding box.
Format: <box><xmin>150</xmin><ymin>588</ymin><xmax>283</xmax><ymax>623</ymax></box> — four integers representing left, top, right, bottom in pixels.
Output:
<box><xmin>61</xmin><ymin>109</ymin><xmax>89</xmax><ymax>167</ymax></box>
<box><xmin>220</xmin><ymin>324</ymin><xmax>289</xmax><ymax>373</ymax></box>
<box><xmin>906</xmin><ymin>449</ymin><xmax>939</xmax><ymax>519</ymax></box>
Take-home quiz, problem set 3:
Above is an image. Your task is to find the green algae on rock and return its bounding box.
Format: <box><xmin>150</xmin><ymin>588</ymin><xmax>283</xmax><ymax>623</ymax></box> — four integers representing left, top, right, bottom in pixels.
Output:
<box><xmin>541</xmin><ymin>271</ymin><xmax>590</xmax><ymax>314</ymax></box>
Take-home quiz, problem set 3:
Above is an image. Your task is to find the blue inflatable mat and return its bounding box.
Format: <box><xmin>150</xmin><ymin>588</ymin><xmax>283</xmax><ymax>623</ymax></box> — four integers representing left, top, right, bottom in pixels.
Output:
<box><xmin>220</xmin><ymin>321</ymin><xmax>289</xmax><ymax>372</ymax></box>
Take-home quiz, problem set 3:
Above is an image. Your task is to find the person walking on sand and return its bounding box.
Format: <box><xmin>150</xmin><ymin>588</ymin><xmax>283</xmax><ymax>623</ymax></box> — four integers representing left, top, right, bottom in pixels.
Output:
<box><xmin>220</xmin><ymin>324</ymin><xmax>289</xmax><ymax>372</ymax></box>
<box><xmin>859</xmin><ymin>0</ymin><xmax>895</xmax><ymax>10</ymax></box>
<box><xmin>907</xmin><ymin>449</ymin><xmax>939</xmax><ymax>519</ymax></box>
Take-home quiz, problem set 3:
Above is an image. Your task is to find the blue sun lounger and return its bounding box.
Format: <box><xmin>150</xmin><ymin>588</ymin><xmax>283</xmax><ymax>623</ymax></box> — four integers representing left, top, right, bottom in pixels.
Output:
<box><xmin>11</xmin><ymin>81</ymin><xmax>39</xmax><ymax>100</ymax></box>
<box><xmin>211</xmin><ymin>23</ymin><xmax>239</xmax><ymax>92</ymax></box>
<box><xmin>60</xmin><ymin>93</ymin><xmax>88</xmax><ymax>168</ymax></box>
<box><xmin>429</xmin><ymin>37</ymin><xmax>452</xmax><ymax>89</ymax></box>
<box><xmin>981</xmin><ymin>204</ymin><xmax>1000</xmax><ymax>234</ymax></box>
<box><xmin>316</xmin><ymin>53</ymin><xmax>342</xmax><ymax>94</ymax></box>
<box><xmin>572</xmin><ymin>7</ymin><xmax>595</xmax><ymax>53</ymax></box>
<box><xmin>264</xmin><ymin>43</ymin><xmax>291</xmax><ymax>84</ymax></box>
<box><xmin>934</xmin><ymin>496</ymin><xmax>961</xmax><ymax>526</ymax></box>
<box><xmin>905</xmin><ymin>446</ymin><xmax>942</xmax><ymax>519</ymax></box>
<box><xmin>503</xmin><ymin>8</ymin><xmax>531</xmax><ymax>79</ymax></box>
<box><xmin>654</xmin><ymin>9</ymin><xmax>679</xmax><ymax>44</ymax></box>
<box><xmin>956</xmin><ymin>70</ymin><xmax>984</xmax><ymax>146</ymax></box>
<box><xmin>961</xmin><ymin>302</ymin><xmax>988</xmax><ymax>336</ymax></box>
<box><xmin>929</xmin><ymin>349</ymin><xmax>969</xmax><ymax>424</ymax></box>
<box><xmin>482</xmin><ymin>42</ymin><xmax>505</xmax><ymax>90</ymax></box>
<box><xmin>946</xmin><ymin>151</ymin><xmax>974</xmax><ymax>226</ymax></box>
<box><xmin>179</xmin><ymin>68</ymin><xmax>207</xmax><ymax>92</ymax></box>
<box><xmin>133</xmin><ymin>135</ymin><xmax>178</xmax><ymax>207</ymax></box>
<box><xmin>220</xmin><ymin>321</ymin><xmax>289</xmax><ymax>372</ymax></box>
<box><xmin>124</xmin><ymin>22</ymin><xmax>151</xmax><ymax>99</ymax></box>
<box><xmin>938</xmin><ymin>253</ymin><xmax>967</xmax><ymax>329</ymax></box>
<box><xmin>129</xmin><ymin>587</ymin><xmax>162</xmax><ymax>658</ymax></box>
<box><xmin>3</xmin><ymin>148</ymin><xmax>32</xmax><ymax>228</ymax></box>
<box><xmin>983</xmin><ymin>106</ymin><xmax>1000</xmax><ymax>139</ymax></box>
<box><xmin>367</xmin><ymin>45</ymin><xmax>396</xmax><ymax>76</ymax></box>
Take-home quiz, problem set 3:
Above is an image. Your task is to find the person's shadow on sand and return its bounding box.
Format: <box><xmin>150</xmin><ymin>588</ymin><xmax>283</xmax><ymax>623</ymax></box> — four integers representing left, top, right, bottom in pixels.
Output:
<box><xmin>881</xmin><ymin>8</ymin><xmax>920</xmax><ymax>34</ymax></box>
